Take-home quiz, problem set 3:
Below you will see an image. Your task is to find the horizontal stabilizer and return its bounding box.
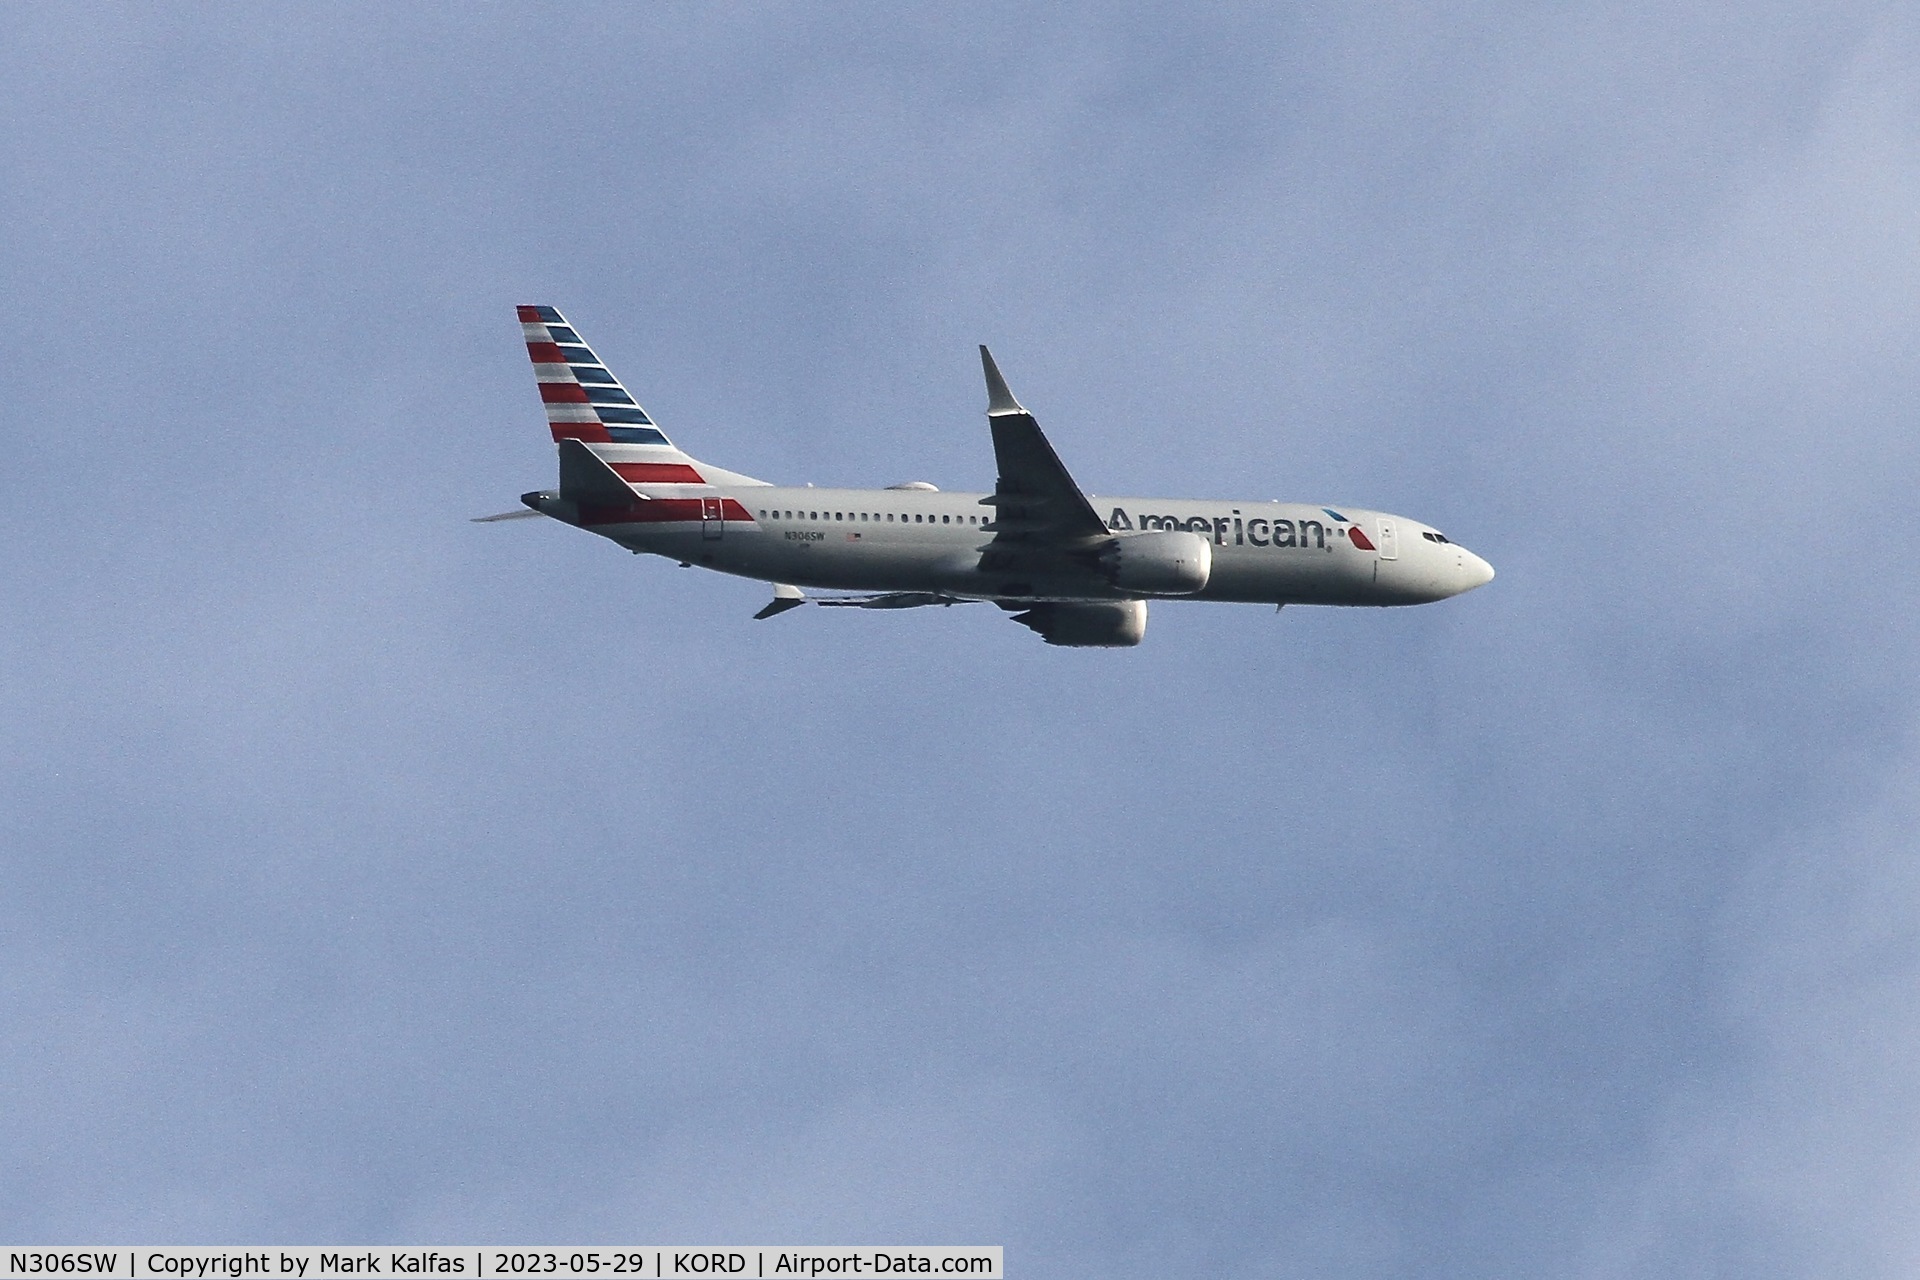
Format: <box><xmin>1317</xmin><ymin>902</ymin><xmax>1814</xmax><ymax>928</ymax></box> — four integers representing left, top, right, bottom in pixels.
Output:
<box><xmin>754</xmin><ymin>584</ymin><xmax>807</xmax><ymax>620</ymax></box>
<box><xmin>558</xmin><ymin>438</ymin><xmax>644</xmax><ymax>507</ymax></box>
<box><xmin>470</xmin><ymin>508</ymin><xmax>545</xmax><ymax>523</ymax></box>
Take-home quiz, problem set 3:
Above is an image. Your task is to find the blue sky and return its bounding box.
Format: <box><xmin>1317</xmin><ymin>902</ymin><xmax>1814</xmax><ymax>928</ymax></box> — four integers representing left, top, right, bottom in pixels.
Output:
<box><xmin>3</xmin><ymin>4</ymin><xmax>1918</xmax><ymax>1275</ymax></box>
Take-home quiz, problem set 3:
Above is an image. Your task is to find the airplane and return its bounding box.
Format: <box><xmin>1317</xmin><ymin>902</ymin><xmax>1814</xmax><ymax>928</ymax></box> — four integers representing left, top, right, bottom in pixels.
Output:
<box><xmin>478</xmin><ymin>305</ymin><xmax>1494</xmax><ymax>646</ymax></box>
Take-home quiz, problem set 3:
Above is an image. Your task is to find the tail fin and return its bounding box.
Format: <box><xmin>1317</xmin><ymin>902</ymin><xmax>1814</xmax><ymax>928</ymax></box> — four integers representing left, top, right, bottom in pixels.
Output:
<box><xmin>517</xmin><ymin>305</ymin><xmax>678</xmax><ymax>449</ymax></box>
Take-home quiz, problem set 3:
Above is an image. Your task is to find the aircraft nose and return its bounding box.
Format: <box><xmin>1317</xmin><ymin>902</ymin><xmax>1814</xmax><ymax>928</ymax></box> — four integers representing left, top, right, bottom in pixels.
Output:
<box><xmin>1460</xmin><ymin>550</ymin><xmax>1495</xmax><ymax>591</ymax></box>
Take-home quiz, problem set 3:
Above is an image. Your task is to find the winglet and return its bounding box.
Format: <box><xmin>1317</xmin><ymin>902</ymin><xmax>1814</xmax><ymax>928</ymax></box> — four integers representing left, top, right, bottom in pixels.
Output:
<box><xmin>980</xmin><ymin>346</ymin><xmax>1026</xmax><ymax>416</ymax></box>
<box><xmin>754</xmin><ymin>583</ymin><xmax>806</xmax><ymax>620</ymax></box>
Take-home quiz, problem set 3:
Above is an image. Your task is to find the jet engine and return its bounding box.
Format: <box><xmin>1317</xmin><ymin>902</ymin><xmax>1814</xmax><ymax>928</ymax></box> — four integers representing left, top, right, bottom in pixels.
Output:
<box><xmin>1009</xmin><ymin>600</ymin><xmax>1149</xmax><ymax>647</ymax></box>
<box><xmin>1100</xmin><ymin>530</ymin><xmax>1212</xmax><ymax>595</ymax></box>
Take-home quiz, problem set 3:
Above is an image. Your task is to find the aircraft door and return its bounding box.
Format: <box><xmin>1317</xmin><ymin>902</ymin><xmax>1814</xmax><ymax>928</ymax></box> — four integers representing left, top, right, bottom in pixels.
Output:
<box><xmin>1376</xmin><ymin>518</ymin><xmax>1398</xmax><ymax>560</ymax></box>
<box><xmin>701</xmin><ymin>496</ymin><xmax>724</xmax><ymax>540</ymax></box>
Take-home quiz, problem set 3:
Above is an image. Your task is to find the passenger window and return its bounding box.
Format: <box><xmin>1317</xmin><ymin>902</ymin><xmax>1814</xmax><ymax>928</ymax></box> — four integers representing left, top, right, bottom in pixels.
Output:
<box><xmin>942</xmin><ymin>515</ymin><xmax>950</xmax><ymax>524</ymax></box>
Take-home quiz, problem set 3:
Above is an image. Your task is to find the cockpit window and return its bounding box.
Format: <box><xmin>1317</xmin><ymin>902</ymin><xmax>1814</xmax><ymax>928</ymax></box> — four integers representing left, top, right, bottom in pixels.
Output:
<box><xmin>1422</xmin><ymin>531</ymin><xmax>1452</xmax><ymax>544</ymax></box>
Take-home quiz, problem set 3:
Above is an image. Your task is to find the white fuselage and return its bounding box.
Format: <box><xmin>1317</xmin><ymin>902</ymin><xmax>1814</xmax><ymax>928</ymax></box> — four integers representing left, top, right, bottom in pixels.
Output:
<box><xmin>544</xmin><ymin>481</ymin><xmax>1495</xmax><ymax>607</ymax></box>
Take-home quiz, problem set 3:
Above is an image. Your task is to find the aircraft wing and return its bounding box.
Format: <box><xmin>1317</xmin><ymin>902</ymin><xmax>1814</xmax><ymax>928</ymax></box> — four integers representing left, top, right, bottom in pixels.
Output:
<box><xmin>753</xmin><ymin>583</ymin><xmax>974</xmax><ymax>619</ymax></box>
<box><xmin>976</xmin><ymin>347</ymin><xmax>1111</xmax><ymax>577</ymax></box>
<box><xmin>814</xmin><ymin>591</ymin><xmax>973</xmax><ymax>610</ymax></box>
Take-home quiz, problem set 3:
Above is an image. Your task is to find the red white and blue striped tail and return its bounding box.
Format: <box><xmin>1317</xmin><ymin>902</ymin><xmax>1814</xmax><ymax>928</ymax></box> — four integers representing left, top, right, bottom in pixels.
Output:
<box><xmin>518</xmin><ymin>304</ymin><xmax>681</xmax><ymax>451</ymax></box>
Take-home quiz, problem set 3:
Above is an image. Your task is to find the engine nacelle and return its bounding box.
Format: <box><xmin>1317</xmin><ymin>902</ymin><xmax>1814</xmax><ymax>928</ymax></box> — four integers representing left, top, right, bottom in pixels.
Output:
<box><xmin>1101</xmin><ymin>530</ymin><xmax>1212</xmax><ymax>596</ymax></box>
<box><xmin>1010</xmin><ymin>600</ymin><xmax>1149</xmax><ymax>647</ymax></box>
